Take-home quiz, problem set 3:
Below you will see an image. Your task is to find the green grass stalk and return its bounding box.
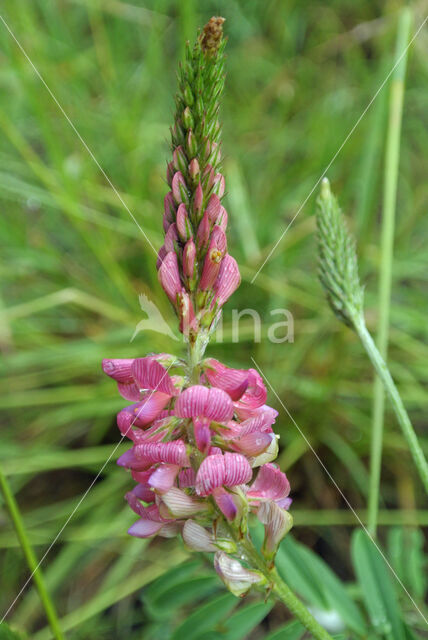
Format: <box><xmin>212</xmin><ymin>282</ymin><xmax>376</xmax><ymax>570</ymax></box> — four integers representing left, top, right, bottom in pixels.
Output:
<box><xmin>368</xmin><ymin>8</ymin><xmax>412</xmax><ymax>537</ymax></box>
<box><xmin>0</xmin><ymin>466</ymin><xmax>64</xmax><ymax>640</ymax></box>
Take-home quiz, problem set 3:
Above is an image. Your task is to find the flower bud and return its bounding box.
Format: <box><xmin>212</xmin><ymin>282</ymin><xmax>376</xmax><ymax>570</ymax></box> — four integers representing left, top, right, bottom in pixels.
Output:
<box><xmin>214</xmin><ymin>552</ymin><xmax>265</xmax><ymax>597</ymax></box>
<box><xmin>258</xmin><ymin>500</ymin><xmax>293</xmax><ymax>562</ymax></box>
<box><xmin>183</xmin><ymin>239</ymin><xmax>196</xmax><ymax>278</ymax></box>
<box><xmin>183</xmin><ymin>83</ymin><xmax>194</xmax><ymax>106</ymax></box>
<box><xmin>172</xmin><ymin>145</ymin><xmax>188</xmax><ymax>174</ymax></box>
<box><xmin>212</xmin><ymin>254</ymin><xmax>241</xmax><ymax>307</ymax></box>
<box><xmin>212</xmin><ymin>173</ymin><xmax>225</xmax><ymax>198</ymax></box>
<box><xmin>158</xmin><ymin>251</ymin><xmax>182</xmax><ymax>304</ymax></box>
<box><xmin>164</xmin><ymin>223</ymin><xmax>179</xmax><ymax>252</ymax></box>
<box><xmin>202</xmin><ymin>164</ymin><xmax>215</xmax><ymax>191</ymax></box>
<box><xmin>182</xmin><ymin>106</ymin><xmax>194</xmax><ymax>129</ymax></box>
<box><xmin>172</xmin><ymin>171</ymin><xmax>189</xmax><ymax>205</ymax></box>
<box><xmin>193</xmin><ymin>181</ymin><xmax>204</xmax><ymax>216</ymax></box>
<box><xmin>188</xmin><ymin>158</ymin><xmax>200</xmax><ymax>183</ymax></box>
<box><xmin>196</xmin><ymin>212</ymin><xmax>210</xmax><ymax>249</ymax></box>
<box><xmin>176</xmin><ymin>204</ymin><xmax>192</xmax><ymax>242</ymax></box>
<box><xmin>186</xmin><ymin>129</ymin><xmax>198</xmax><ymax>158</ymax></box>
<box><xmin>166</xmin><ymin>161</ymin><xmax>174</xmax><ymax>187</ymax></box>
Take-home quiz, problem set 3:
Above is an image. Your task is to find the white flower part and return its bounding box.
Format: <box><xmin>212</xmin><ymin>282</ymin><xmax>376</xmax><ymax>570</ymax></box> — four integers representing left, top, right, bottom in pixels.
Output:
<box><xmin>250</xmin><ymin>435</ymin><xmax>279</xmax><ymax>468</ymax></box>
<box><xmin>161</xmin><ymin>487</ymin><xmax>206</xmax><ymax>517</ymax></box>
<box><xmin>258</xmin><ymin>500</ymin><xmax>293</xmax><ymax>557</ymax></box>
<box><xmin>214</xmin><ymin>551</ymin><xmax>263</xmax><ymax>597</ymax></box>
<box><xmin>182</xmin><ymin>520</ymin><xmax>217</xmax><ymax>552</ymax></box>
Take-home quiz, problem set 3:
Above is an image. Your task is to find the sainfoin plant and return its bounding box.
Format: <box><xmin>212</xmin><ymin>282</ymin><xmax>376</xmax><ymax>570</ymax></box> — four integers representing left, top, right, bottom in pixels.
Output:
<box><xmin>102</xmin><ymin>17</ymin><xmax>332</xmax><ymax>639</ymax></box>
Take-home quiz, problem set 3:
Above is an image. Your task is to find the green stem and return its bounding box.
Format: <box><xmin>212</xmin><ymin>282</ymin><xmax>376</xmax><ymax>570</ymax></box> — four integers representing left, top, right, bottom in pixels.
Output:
<box><xmin>239</xmin><ymin>536</ymin><xmax>333</xmax><ymax>640</ymax></box>
<box><xmin>368</xmin><ymin>8</ymin><xmax>412</xmax><ymax>537</ymax></box>
<box><xmin>0</xmin><ymin>466</ymin><xmax>65</xmax><ymax>639</ymax></box>
<box><xmin>355</xmin><ymin>317</ymin><xmax>428</xmax><ymax>494</ymax></box>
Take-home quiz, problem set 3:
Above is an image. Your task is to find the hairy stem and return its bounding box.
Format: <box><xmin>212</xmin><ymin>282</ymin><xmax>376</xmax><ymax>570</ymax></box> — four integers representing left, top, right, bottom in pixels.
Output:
<box><xmin>355</xmin><ymin>317</ymin><xmax>428</xmax><ymax>493</ymax></box>
<box><xmin>0</xmin><ymin>466</ymin><xmax>64</xmax><ymax>639</ymax></box>
<box><xmin>368</xmin><ymin>7</ymin><xmax>412</xmax><ymax>537</ymax></box>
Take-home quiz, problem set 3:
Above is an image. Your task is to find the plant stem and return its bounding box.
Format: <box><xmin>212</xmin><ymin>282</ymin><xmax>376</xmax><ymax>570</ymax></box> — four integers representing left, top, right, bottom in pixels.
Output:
<box><xmin>355</xmin><ymin>317</ymin><xmax>428</xmax><ymax>494</ymax></box>
<box><xmin>368</xmin><ymin>8</ymin><xmax>412</xmax><ymax>537</ymax></box>
<box><xmin>239</xmin><ymin>536</ymin><xmax>333</xmax><ymax>640</ymax></box>
<box><xmin>0</xmin><ymin>466</ymin><xmax>65</xmax><ymax>640</ymax></box>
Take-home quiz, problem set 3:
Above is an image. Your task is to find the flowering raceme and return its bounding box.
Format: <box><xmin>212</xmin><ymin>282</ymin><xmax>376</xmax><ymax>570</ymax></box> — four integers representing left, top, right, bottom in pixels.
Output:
<box><xmin>102</xmin><ymin>17</ymin><xmax>292</xmax><ymax>597</ymax></box>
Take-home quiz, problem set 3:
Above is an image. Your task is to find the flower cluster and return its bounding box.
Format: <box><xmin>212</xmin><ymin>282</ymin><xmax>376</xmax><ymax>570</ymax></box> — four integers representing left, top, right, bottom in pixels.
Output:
<box><xmin>157</xmin><ymin>16</ymin><xmax>240</xmax><ymax>341</ymax></box>
<box><xmin>103</xmin><ymin>354</ymin><xmax>292</xmax><ymax>592</ymax></box>
<box><xmin>103</xmin><ymin>17</ymin><xmax>293</xmax><ymax>597</ymax></box>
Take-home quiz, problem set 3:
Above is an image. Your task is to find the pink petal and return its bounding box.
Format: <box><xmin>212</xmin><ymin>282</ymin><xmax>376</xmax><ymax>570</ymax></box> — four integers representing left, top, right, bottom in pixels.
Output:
<box><xmin>212</xmin><ymin>487</ymin><xmax>238</xmax><ymax>520</ymax></box>
<box><xmin>213</xmin><ymin>173</ymin><xmax>225</xmax><ymax>197</ymax></box>
<box><xmin>205</xmin><ymin>387</ymin><xmax>234</xmax><ymax>422</ymax></box>
<box><xmin>223</xmin><ymin>452</ymin><xmax>252</xmax><ymax>487</ymax></box>
<box><xmin>238</xmin><ymin>410</ymin><xmax>277</xmax><ymax>436</ymax></box>
<box><xmin>232</xmin><ymin>432</ymin><xmax>274</xmax><ymax>456</ymax></box>
<box><xmin>149</xmin><ymin>464</ymin><xmax>180</xmax><ymax>493</ymax></box>
<box><xmin>117</xmin><ymin>448</ymin><xmax>150</xmax><ymax>470</ymax></box>
<box><xmin>199</xmin><ymin>228</ymin><xmax>227</xmax><ymax>291</ymax></box>
<box><xmin>128</xmin><ymin>519</ymin><xmax>165</xmax><ymax>538</ymax></box>
<box><xmin>132</xmin><ymin>357</ymin><xmax>178</xmax><ymax>396</ymax></box>
<box><xmin>183</xmin><ymin>239</ymin><xmax>196</xmax><ymax>277</ymax></box>
<box><xmin>248</xmin><ymin>463</ymin><xmax>290</xmax><ymax>503</ymax></box>
<box><xmin>204</xmin><ymin>359</ymin><xmax>249</xmax><ymax>401</ymax></box>
<box><xmin>193</xmin><ymin>181</ymin><xmax>203</xmax><ymax>214</ymax></box>
<box><xmin>158</xmin><ymin>251</ymin><xmax>182</xmax><ymax>304</ymax></box>
<box><xmin>205</xmin><ymin>193</ymin><xmax>221</xmax><ymax>223</ymax></box>
<box><xmin>164</xmin><ymin>223</ymin><xmax>179</xmax><ymax>252</ymax></box>
<box><xmin>102</xmin><ymin>358</ymin><xmax>134</xmax><ymax>383</ymax></box>
<box><xmin>171</xmin><ymin>171</ymin><xmax>188</xmax><ymax>204</ymax></box>
<box><xmin>117</xmin><ymin>381</ymin><xmax>141</xmax><ymax>402</ymax></box>
<box><xmin>164</xmin><ymin>191</ymin><xmax>176</xmax><ymax>220</ymax></box>
<box><xmin>178</xmin><ymin>468</ymin><xmax>196</xmax><ymax>488</ymax></box>
<box><xmin>195</xmin><ymin>454</ymin><xmax>225</xmax><ymax>496</ymax></box>
<box><xmin>175</xmin><ymin>385</ymin><xmax>210</xmax><ymax>418</ymax></box>
<box><xmin>117</xmin><ymin>393</ymin><xmax>171</xmax><ymax>434</ymax></box>
<box><xmin>134</xmin><ymin>440</ymin><xmax>189</xmax><ymax>466</ymax></box>
<box><xmin>193</xmin><ymin>418</ymin><xmax>211</xmax><ymax>453</ymax></box>
<box><xmin>234</xmin><ymin>370</ymin><xmax>267</xmax><ymax>412</ymax></box>
<box><xmin>216</xmin><ymin>206</ymin><xmax>228</xmax><ymax>232</ymax></box>
<box><xmin>196</xmin><ymin>211</ymin><xmax>210</xmax><ymax>249</ymax></box>
<box><xmin>176</xmin><ymin>204</ymin><xmax>192</xmax><ymax>241</ymax></box>
<box><xmin>156</xmin><ymin>245</ymin><xmax>167</xmax><ymax>270</ymax></box>
<box><xmin>212</xmin><ymin>255</ymin><xmax>241</xmax><ymax>306</ymax></box>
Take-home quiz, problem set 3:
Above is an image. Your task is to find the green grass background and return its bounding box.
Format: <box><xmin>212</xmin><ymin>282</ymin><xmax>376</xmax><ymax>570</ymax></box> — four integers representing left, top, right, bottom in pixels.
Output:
<box><xmin>0</xmin><ymin>0</ymin><xmax>427</xmax><ymax>637</ymax></box>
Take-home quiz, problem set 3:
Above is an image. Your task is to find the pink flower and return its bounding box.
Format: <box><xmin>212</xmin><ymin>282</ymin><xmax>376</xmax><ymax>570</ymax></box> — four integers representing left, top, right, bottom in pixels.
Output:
<box><xmin>158</xmin><ymin>251</ymin><xmax>182</xmax><ymax>304</ymax></box>
<box><xmin>247</xmin><ymin>463</ymin><xmax>291</xmax><ymax>509</ymax></box>
<box><xmin>195</xmin><ymin>452</ymin><xmax>252</xmax><ymax>496</ymax></box>
<box><xmin>175</xmin><ymin>385</ymin><xmax>233</xmax><ymax>422</ymax></box>
<box><xmin>212</xmin><ymin>255</ymin><xmax>241</xmax><ymax>307</ymax></box>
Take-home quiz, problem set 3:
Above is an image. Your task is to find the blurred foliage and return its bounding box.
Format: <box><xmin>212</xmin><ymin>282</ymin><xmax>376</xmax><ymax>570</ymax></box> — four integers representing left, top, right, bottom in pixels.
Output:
<box><xmin>0</xmin><ymin>0</ymin><xmax>427</xmax><ymax>637</ymax></box>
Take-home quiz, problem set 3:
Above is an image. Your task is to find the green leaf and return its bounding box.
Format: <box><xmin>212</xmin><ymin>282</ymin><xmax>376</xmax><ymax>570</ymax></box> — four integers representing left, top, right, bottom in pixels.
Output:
<box><xmin>351</xmin><ymin>529</ymin><xmax>405</xmax><ymax>640</ymax></box>
<box><xmin>147</xmin><ymin>575</ymin><xmax>220</xmax><ymax>619</ymax></box>
<box><xmin>221</xmin><ymin>601</ymin><xmax>273</xmax><ymax>640</ymax></box>
<box><xmin>170</xmin><ymin>592</ymin><xmax>237</xmax><ymax>640</ymax></box>
<box><xmin>143</xmin><ymin>560</ymin><xmax>201</xmax><ymax>607</ymax></box>
<box><xmin>0</xmin><ymin>623</ymin><xmax>27</xmax><ymax>640</ymax></box>
<box><xmin>387</xmin><ymin>527</ymin><xmax>427</xmax><ymax>601</ymax></box>
<box><xmin>265</xmin><ymin>621</ymin><xmax>305</xmax><ymax>639</ymax></box>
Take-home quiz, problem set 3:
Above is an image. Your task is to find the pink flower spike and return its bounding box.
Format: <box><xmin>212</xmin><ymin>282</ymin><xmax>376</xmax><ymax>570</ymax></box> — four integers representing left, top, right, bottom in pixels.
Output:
<box><xmin>149</xmin><ymin>464</ymin><xmax>180</xmax><ymax>493</ymax></box>
<box><xmin>204</xmin><ymin>359</ymin><xmax>249</xmax><ymax>402</ymax></box>
<box><xmin>193</xmin><ymin>418</ymin><xmax>211</xmax><ymax>453</ymax></box>
<box><xmin>223</xmin><ymin>452</ymin><xmax>252</xmax><ymax>487</ymax></box>
<box><xmin>205</xmin><ymin>194</ymin><xmax>221</xmax><ymax>223</ymax></box>
<box><xmin>158</xmin><ymin>251</ymin><xmax>182</xmax><ymax>304</ymax></box>
<box><xmin>134</xmin><ymin>440</ymin><xmax>190</xmax><ymax>466</ymax></box>
<box><xmin>102</xmin><ymin>359</ymin><xmax>134</xmax><ymax>383</ymax></box>
<box><xmin>132</xmin><ymin>357</ymin><xmax>178</xmax><ymax>396</ymax></box>
<box><xmin>212</xmin><ymin>487</ymin><xmax>238</xmax><ymax>520</ymax></box>
<box><xmin>175</xmin><ymin>385</ymin><xmax>210</xmax><ymax>418</ymax></box>
<box><xmin>164</xmin><ymin>223</ymin><xmax>179</xmax><ymax>252</ymax></box>
<box><xmin>248</xmin><ymin>463</ymin><xmax>290</xmax><ymax>504</ymax></box>
<box><xmin>182</xmin><ymin>520</ymin><xmax>216</xmax><ymax>552</ymax></box>
<box><xmin>212</xmin><ymin>254</ymin><xmax>241</xmax><ymax>306</ymax></box>
<box><xmin>176</xmin><ymin>204</ymin><xmax>192</xmax><ymax>242</ymax></box>
<box><xmin>183</xmin><ymin>239</ymin><xmax>196</xmax><ymax>278</ymax></box>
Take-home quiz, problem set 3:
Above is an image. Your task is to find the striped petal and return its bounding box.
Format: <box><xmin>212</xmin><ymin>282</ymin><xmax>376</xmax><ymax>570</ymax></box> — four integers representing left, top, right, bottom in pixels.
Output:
<box><xmin>102</xmin><ymin>358</ymin><xmax>134</xmax><ymax>383</ymax></box>
<box><xmin>132</xmin><ymin>357</ymin><xmax>178</xmax><ymax>396</ymax></box>
<box><xmin>175</xmin><ymin>385</ymin><xmax>210</xmax><ymax>418</ymax></box>
<box><xmin>223</xmin><ymin>452</ymin><xmax>252</xmax><ymax>487</ymax></box>
<box><xmin>247</xmin><ymin>463</ymin><xmax>290</xmax><ymax>504</ymax></box>
<box><xmin>182</xmin><ymin>520</ymin><xmax>216</xmax><ymax>552</ymax></box>
<box><xmin>134</xmin><ymin>440</ymin><xmax>190</xmax><ymax>466</ymax></box>
<box><xmin>204</xmin><ymin>358</ymin><xmax>249</xmax><ymax>401</ymax></box>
